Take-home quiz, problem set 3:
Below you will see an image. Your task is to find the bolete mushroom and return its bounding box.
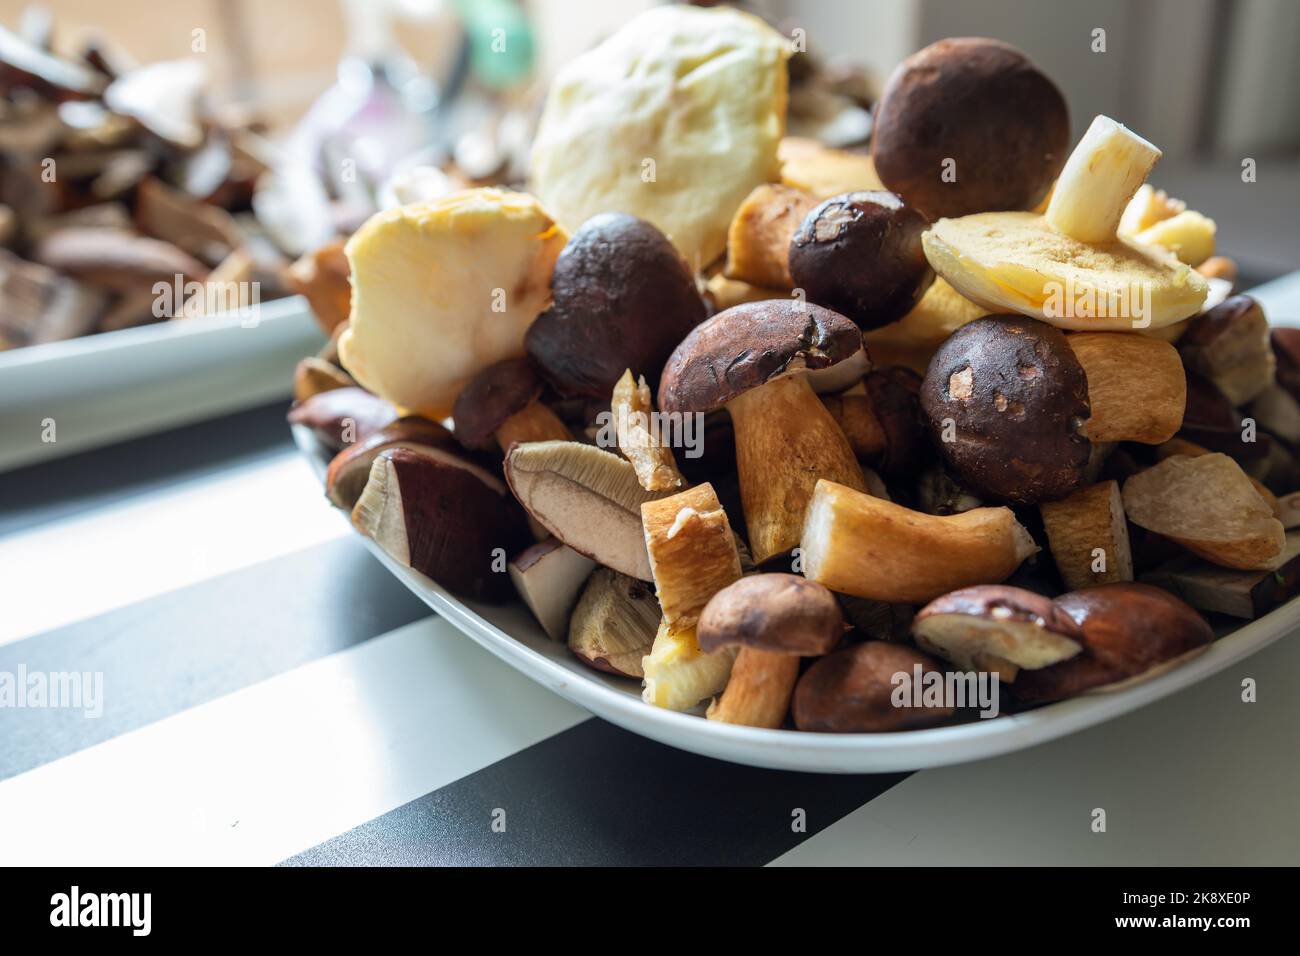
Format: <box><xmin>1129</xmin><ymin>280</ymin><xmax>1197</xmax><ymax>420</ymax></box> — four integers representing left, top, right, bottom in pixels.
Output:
<box><xmin>611</xmin><ymin>369</ymin><xmax>685</xmax><ymax>492</ymax></box>
<box><xmin>1122</xmin><ymin>453</ymin><xmax>1286</xmax><ymax>570</ymax></box>
<box><xmin>1066</xmin><ymin>332</ymin><xmax>1186</xmax><ymax>445</ymax></box>
<box><xmin>788</xmin><ymin>190</ymin><xmax>934</xmax><ymax>330</ymax></box>
<box><xmin>567</xmin><ymin>567</ymin><xmax>662</xmax><ymax>678</ymax></box>
<box><xmin>871</xmin><ymin>38</ymin><xmax>1068</xmax><ymax>219</ymax></box>
<box><xmin>920</xmin><ymin>315</ymin><xmax>1092</xmax><ymax>503</ymax></box>
<box><xmin>351</xmin><ymin>447</ymin><xmax>528</xmax><ymax>602</ymax></box>
<box><xmin>913</xmin><ymin>585</ymin><xmax>1084</xmax><ymax>679</ymax></box>
<box><xmin>1038</xmin><ymin>480</ymin><xmax>1134</xmax><ymax>590</ymax></box>
<box><xmin>324</xmin><ymin>417</ymin><xmax>460</xmax><ymax>509</ymax></box>
<box><xmin>1178</xmin><ymin>295</ymin><xmax>1275</xmax><ymax>407</ymax></box>
<box><xmin>452</xmin><ymin>357</ymin><xmax>571</xmax><ymax>453</ymax></box>
<box><xmin>697</xmin><ymin>574</ymin><xmax>844</xmax><ymax>728</ymax></box>
<box><xmin>657</xmin><ymin>299</ymin><xmax>868</xmax><ymax>562</ymax></box>
<box><xmin>287</xmin><ymin>386</ymin><xmax>399</xmax><ymax>451</ymax></box>
<box><xmin>292</xmin><ymin>356</ymin><xmax>356</xmax><ymax>403</ymax></box>
<box><xmin>800</xmin><ymin>479</ymin><xmax>1038</xmax><ymax>604</ymax></box>
<box><xmin>338</xmin><ymin>187</ymin><xmax>568</xmax><ymax>419</ymax></box>
<box><xmin>792</xmin><ymin>641</ymin><xmax>956</xmax><ymax>733</ymax></box>
<box><xmin>1011</xmin><ymin>583</ymin><xmax>1212</xmax><ymax>705</ymax></box>
<box><xmin>921</xmin><ymin>115</ymin><xmax>1209</xmax><ymax>331</ymax></box>
<box><xmin>724</xmin><ymin>183</ymin><xmax>819</xmax><ymax>290</ymax></box>
<box><xmin>508</xmin><ymin>538</ymin><xmax>595</xmax><ymax>641</ymax></box>
<box><xmin>524</xmin><ymin>213</ymin><xmax>707</xmax><ymax>399</ymax></box>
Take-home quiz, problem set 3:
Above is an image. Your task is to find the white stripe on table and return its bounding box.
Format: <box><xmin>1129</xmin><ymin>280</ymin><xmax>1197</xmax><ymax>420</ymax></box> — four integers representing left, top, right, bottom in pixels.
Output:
<box><xmin>770</xmin><ymin>630</ymin><xmax>1300</xmax><ymax>866</ymax></box>
<box><xmin>0</xmin><ymin>617</ymin><xmax>587</xmax><ymax>866</ymax></box>
<box><xmin>0</xmin><ymin>452</ymin><xmax>345</xmax><ymax>647</ymax></box>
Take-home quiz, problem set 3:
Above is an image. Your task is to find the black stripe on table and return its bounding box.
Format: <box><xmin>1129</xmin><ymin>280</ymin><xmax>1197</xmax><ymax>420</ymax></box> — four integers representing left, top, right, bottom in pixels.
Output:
<box><xmin>282</xmin><ymin>719</ymin><xmax>909</xmax><ymax>866</ymax></box>
<box><xmin>0</xmin><ymin>536</ymin><xmax>430</xmax><ymax>781</ymax></box>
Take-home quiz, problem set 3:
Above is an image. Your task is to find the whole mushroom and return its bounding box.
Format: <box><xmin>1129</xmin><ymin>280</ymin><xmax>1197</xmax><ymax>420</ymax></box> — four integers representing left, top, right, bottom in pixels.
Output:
<box><xmin>920</xmin><ymin>314</ymin><xmax>1091</xmax><ymax>504</ymax></box>
<box><xmin>657</xmin><ymin>299</ymin><xmax>868</xmax><ymax>562</ymax></box>
<box><xmin>871</xmin><ymin>38</ymin><xmax>1069</xmax><ymax>219</ymax></box>
<box><xmin>792</xmin><ymin>641</ymin><xmax>956</xmax><ymax>733</ymax></box>
<box><xmin>697</xmin><ymin>574</ymin><xmax>844</xmax><ymax>728</ymax></box>
<box><xmin>788</xmin><ymin>190</ymin><xmax>934</xmax><ymax>330</ymax></box>
<box><xmin>525</xmin><ymin>213</ymin><xmax>707</xmax><ymax>399</ymax></box>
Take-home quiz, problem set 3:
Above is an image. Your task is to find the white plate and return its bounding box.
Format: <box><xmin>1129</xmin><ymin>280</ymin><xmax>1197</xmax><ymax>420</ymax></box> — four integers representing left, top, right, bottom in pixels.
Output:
<box><xmin>292</xmin><ymin>424</ymin><xmax>1300</xmax><ymax>774</ymax></box>
<box><xmin>0</xmin><ymin>296</ymin><xmax>323</xmax><ymax>472</ymax></box>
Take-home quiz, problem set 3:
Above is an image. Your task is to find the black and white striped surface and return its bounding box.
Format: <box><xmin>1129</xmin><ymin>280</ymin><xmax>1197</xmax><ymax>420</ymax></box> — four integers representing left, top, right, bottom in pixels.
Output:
<box><xmin>3</xmin><ymin>274</ymin><xmax>1300</xmax><ymax>866</ymax></box>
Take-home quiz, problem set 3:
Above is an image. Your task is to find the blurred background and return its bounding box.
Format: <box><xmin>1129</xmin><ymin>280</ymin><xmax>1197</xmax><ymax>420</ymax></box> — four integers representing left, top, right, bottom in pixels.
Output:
<box><xmin>7</xmin><ymin>0</ymin><xmax>1295</xmax><ymax>268</ymax></box>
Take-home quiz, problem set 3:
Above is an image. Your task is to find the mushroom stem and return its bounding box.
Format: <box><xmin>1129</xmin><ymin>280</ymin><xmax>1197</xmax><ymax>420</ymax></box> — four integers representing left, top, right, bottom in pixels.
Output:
<box><xmin>494</xmin><ymin>400</ymin><xmax>571</xmax><ymax>450</ymax></box>
<box><xmin>1045</xmin><ymin>115</ymin><xmax>1161</xmax><ymax>244</ymax></box>
<box><xmin>706</xmin><ymin>648</ymin><xmax>799</xmax><ymax>728</ymax></box>
<box><xmin>728</xmin><ymin>374</ymin><xmax>867</xmax><ymax>563</ymax></box>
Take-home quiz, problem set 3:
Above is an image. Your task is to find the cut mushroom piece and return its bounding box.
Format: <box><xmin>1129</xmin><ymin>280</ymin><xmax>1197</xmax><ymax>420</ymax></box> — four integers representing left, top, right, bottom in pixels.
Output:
<box><xmin>1011</xmin><ymin>584</ymin><xmax>1212</xmax><ymax>705</ymax></box>
<box><xmin>1141</xmin><ymin>531</ymin><xmax>1300</xmax><ymax>619</ymax></box>
<box><xmin>922</xmin><ymin>115</ymin><xmax>1208</xmax><ymax>332</ymax></box>
<box><xmin>1118</xmin><ymin>183</ymin><xmax>1186</xmax><ymax>236</ymax></box>
<box><xmin>293</xmin><ymin>356</ymin><xmax>356</xmax><ymax>404</ymax></box>
<box><xmin>504</xmin><ymin>440</ymin><xmax>671</xmax><ymax>581</ymax></box>
<box><xmin>866</xmin><ymin>277</ymin><xmax>988</xmax><ymax>351</ymax></box>
<box><xmin>793</xmin><ymin>641</ymin><xmax>956</xmax><ymax>732</ymax></box>
<box><xmin>339</xmin><ymin>188</ymin><xmax>568</xmax><ymax>419</ymax></box>
<box><xmin>1067</xmin><ymin>332</ymin><xmax>1186</xmax><ymax>444</ymax></box>
<box><xmin>920</xmin><ymin>316</ymin><xmax>1092</xmax><ymax>504</ymax></box>
<box><xmin>1039</xmin><ymin>480</ymin><xmax>1134</xmax><ymax>590</ymax></box>
<box><xmin>913</xmin><ymin>585</ymin><xmax>1083</xmax><ymax>678</ymax></box>
<box><xmin>1154</xmin><ymin>438</ymin><xmax>1280</xmax><ymax>517</ymax></box>
<box><xmin>508</xmin><ymin>538</ymin><xmax>596</xmax><ymax>641</ymax></box>
<box><xmin>641</xmin><ymin>483</ymin><xmax>744</xmax><ymax>629</ymax></box>
<box><xmin>352</xmin><ymin>448</ymin><xmax>527</xmax><ymax>602</ymax></box>
<box><xmin>452</xmin><ymin>357</ymin><xmax>570</xmax><ymax>453</ymax></box>
<box><xmin>525</xmin><ymin>213</ymin><xmax>707</xmax><ymax>399</ymax></box>
<box><xmin>1178</xmin><ymin>295</ymin><xmax>1275</xmax><ymax>407</ymax></box>
<box><xmin>724</xmin><ymin>183</ymin><xmax>818</xmax><ymax>290</ymax></box>
<box><xmin>642</xmin><ymin>619</ymin><xmax>738</xmax><ymax>712</ymax></box>
<box><xmin>567</xmin><ymin>567</ymin><xmax>662</xmax><ymax>678</ymax></box>
<box><xmin>657</xmin><ymin>299</ymin><xmax>868</xmax><ymax>562</ymax></box>
<box><xmin>287</xmin><ymin>239</ymin><xmax>351</xmax><ymax>335</ymax></box>
<box><xmin>325</xmin><ymin>418</ymin><xmax>460</xmax><ymax>509</ymax></box>
<box><xmin>697</xmin><ymin>574</ymin><xmax>844</xmax><ymax>728</ymax></box>
<box><xmin>1122</xmin><ymin>453</ymin><xmax>1286</xmax><ymax>570</ymax></box>
<box><xmin>1134</xmin><ymin>210</ymin><xmax>1216</xmax><ymax>267</ymax></box>
<box><xmin>287</xmin><ymin>386</ymin><xmax>399</xmax><ymax>451</ymax></box>
<box><xmin>777</xmin><ymin>136</ymin><xmax>884</xmax><ymax>199</ymax></box>
<box><xmin>801</xmin><ymin>479</ymin><xmax>1038</xmax><ymax>604</ymax></box>
<box><xmin>611</xmin><ymin>369</ymin><xmax>684</xmax><ymax>492</ymax></box>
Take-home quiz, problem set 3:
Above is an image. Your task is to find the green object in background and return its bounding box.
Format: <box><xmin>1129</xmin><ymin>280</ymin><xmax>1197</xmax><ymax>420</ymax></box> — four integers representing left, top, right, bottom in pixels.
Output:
<box><xmin>453</xmin><ymin>0</ymin><xmax>534</xmax><ymax>89</ymax></box>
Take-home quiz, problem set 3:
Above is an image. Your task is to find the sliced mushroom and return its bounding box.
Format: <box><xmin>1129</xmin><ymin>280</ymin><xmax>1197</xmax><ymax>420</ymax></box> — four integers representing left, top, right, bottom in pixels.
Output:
<box><xmin>293</xmin><ymin>356</ymin><xmax>356</xmax><ymax>403</ymax></box>
<box><xmin>611</xmin><ymin>369</ymin><xmax>685</xmax><ymax>492</ymax></box>
<box><xmin>567</xmin><ymin>567</ymin><xmax>661</xmax><ymax>678</ymax></box>
<box><xmin>641</xmin><ymin>483</ymin><xmax>744</xmax><ymax>629</ymax></box>
<box><xmin>352</xmin><ymin>448</ymin><xmax>527</xmax><ymax>602</ymax></box>
<box><xmin>697</xmin><ymin>574</ymin><xmax>844</xmax><ymax>728</ymax></box>
<box><xmin>1011</xmin><ymin>584</ymin><xmax>1212</xmax><ymax>705</ymax></box>
<box><xmin>503</xmin><ymin>440</ymin><xmax>670</xmax><ymax>580</ymax></box>
<box><xmin>777</xmin><ymin>136</ymin><xmax>884</xmax><ymax>198</ymax></box>
<box><xmin>724</xmin><ymin>183</ymin><xmax>818</xmax><ymax>290</ymax></box>
<box><xmin>287</xmin><ymin>386</ymin><xmax>399</xmax><ymax>452</ymax></box>
<box><xmin>325</xmin><ymin>418</ymin><xmax>460</xmax><ymax>509</ymax></box>
<box><xmin>658</xmin><ymin>299</ymin><xmax>867</xmax><ymax>562</ymax></box>
<box><xmin>1122</xmin><ymin>453</ymin><xmax>1286</xmax><ymax>570</ymax></box>
<box><xmin>642</xmin><ymin>619</ymin><xmax>738</xmax><ymax>713</ymax></box>
<box><xmin>1067</xmin><ymin>332</ymin><xmax>1186</xmax><ymax>444</ymax></box>
<box><xmin>1178</xmin><ymin>295</ymin><xmax>1275</xmax><ymax>407</ymax></box>
<box><xmin>1039</xmin><ymin>480</ymin><xmax>1134</xmax><ymax>590</ymax></box>
<box><xmin>801</xmin><ymin>479</ymin><xmax>1038</xmax><ymax>604</ymax></box>
<box><xmin>920</xmin><ymin>315</ymin><xmax>1091</xmax><ymax>504</ymax></box>
<box><xmin>1141</xmin><ymin>531</ymin><xmax>1300</xmax><ymax>619</ymax></box>
<box><xmin>452</xmin><ymin>357</ymin><xmax>570</xmax><ymax>453</ymax></box>
<box><xmin>508</xmin><ymin>538</ymin><xmax>596</xmax><ymax>641</ymax></box>
<box><xmin>913</xmin><ymin>585</ymin><xmax>1083</xmax><ymax>678</ymax></box>
<box><xmin>866</xmin><ymin>277</ymin><xmax>988</xmax><ymax>351</ymax></box>
<box><xmin>793</xmin><ymin>641</ymin><xmax>956</xmax><ymax>733</ymax></box>
<box><xmin>286</xmin><ymin>239</ymin><xmax>351</xmax><ymax>335</ymax></box>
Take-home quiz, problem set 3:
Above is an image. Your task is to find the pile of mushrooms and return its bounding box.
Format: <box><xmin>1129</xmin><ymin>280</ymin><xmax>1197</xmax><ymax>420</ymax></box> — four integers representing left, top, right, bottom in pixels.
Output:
<box><xmin>287</xmin><ymin>10</ymin><xmax>1299</xmax><ymax>733</ymax></box>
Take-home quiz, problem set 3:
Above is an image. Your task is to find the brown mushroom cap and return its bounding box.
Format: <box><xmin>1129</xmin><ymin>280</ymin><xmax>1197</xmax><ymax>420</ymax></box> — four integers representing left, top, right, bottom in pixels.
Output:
<box><xmin>913</xmin><ymin>584</ymin><xmax>1084</xmax><ymax>672</ymax></box>
<box><xmin>1180</xmin><ymin>294</ymin><xmax>1263</xmax><ymax>352</ymax></box>
<box><xmin>871</xmin><ymin>37</ymin><xmax>1069</xmax><ymax>219</ymax></box>
<box><xmin>1180</xmin><ymin>372</ymin><xmax>1269</xmax><ymax>461</ymax></box>
<box><xmin>524</xmin><ymin>212</ymin><xmax>707</xmax><ymax>399</ymax></box>
<box><xmin>920</xmin><ymin>315</ymin><xmax>1091</xmax><ymax>504</ymax></box>
<box><xmin>451</xmin><ymin>357</ymin><xmax>546</xmax><ymax>449</ymax></box>
<box><xmin>657</xmin><ymin>299</ymin><xmax>863</xmax><ymax>414</ymax></box>
<box><xmin>287</xmin><ymin>386</ymin><xmax>399</xmax><ymax>451</ymax></box>
<box><xmin>324</xmin><ymin>417</ymin><xmax>461</xmax><ymax>509</ymax></box>
<box><xmin>792</xmin><ymin>641</ymin><xmax>956</xmax><ymax>733</ymax></box>
<box><xmin>696</xmin><ymin>573</ymin><xmax>844</xmax><ymax>656</ymax></box>
<box><xmin>864</xmin><ymin>366</ymin><xmax>927</xmax><ymax>478</ymax></box>
<box><xmin>1013</xmin><ymin>583</ymin><xmax>1212</xmax><ymax>704</ymax></box>
<box><xmin>788</xmin><ymin>190</ymin><xmax>934</xmax><ymax>330</ymax></box>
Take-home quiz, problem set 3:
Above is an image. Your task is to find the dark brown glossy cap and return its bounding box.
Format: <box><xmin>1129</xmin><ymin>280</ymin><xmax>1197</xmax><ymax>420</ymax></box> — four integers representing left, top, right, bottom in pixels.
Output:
<box><xmin>920</xmin><ymin>315</ymin><xmax>1091</xmax><ymax>504</ymax></box>
<box><xmin>452</xmin><ymin>357</ymin><xmax>545</xmax><ymax>449</ymax></box>
<box><xmin>697</xmin><ymin>574</ymin><xmax>844</xmax><ymax>656</ymax></box>
<box><xmin>657</xmin><ymin>299</ymin><xmax>863</xmax><ymax>414</ymax></box>
<box><xmin>325</xmin><ymin>416</ymin><xmax>458</xmax><ymax>508</ymax></box>
<box><xmin>872</xmin><ymin>38</ymin><xmax>1068</xmax><ymax>219</ymax></box>
<box><xmin>792</xmin><ymin>641</ymin><xmax>955</xmax><ymax>733</ymax></box>
<box><xmin>1180</xmin><ymin>295</ymin><xmax>1263</xmax><ymax>350</ymax></box>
